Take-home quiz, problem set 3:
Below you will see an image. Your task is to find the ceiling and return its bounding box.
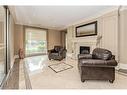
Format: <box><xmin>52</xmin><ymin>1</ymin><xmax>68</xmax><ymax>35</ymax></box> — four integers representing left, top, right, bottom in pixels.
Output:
<box><xmin>10</xmin><ymin>6</ymin><xmax>116</xmax><ymax>30</ymax></box>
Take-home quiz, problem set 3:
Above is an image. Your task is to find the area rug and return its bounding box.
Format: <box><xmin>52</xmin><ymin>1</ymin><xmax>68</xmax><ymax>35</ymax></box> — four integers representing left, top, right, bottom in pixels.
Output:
<box><xmin>48</xmin><ymin>62</ymin><xmax>73</xmax><ymax>73</ymax></box>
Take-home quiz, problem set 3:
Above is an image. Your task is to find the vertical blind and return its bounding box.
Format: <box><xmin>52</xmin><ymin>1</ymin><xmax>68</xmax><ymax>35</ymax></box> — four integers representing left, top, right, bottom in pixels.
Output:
<box><xmin>25</xmin><ymin>28</ymin><xmax>47</xmax><ymax>41</ymax></box>
<box><xmin>25</xmin><ymin>27</ymin><xmax>47</xmax><ymax>56</ymax></box>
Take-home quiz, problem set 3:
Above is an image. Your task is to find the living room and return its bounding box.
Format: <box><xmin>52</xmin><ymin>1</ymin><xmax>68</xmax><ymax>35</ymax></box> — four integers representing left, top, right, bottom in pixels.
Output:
<box><xmin>0</xmin><ymin>0</ymin><xmax>127</xmax><ymax>94</ymax></box>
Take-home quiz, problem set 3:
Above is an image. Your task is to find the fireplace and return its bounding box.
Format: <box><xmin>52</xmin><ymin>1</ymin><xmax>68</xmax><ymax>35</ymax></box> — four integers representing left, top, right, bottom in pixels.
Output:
<box><xmin>80</xmin><ymin>46</ymin><xmax>90</xmax><ymax>54</ymax></box>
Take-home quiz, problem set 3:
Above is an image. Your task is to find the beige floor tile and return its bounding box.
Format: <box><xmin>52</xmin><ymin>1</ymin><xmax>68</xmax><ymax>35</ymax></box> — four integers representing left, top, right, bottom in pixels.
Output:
<box><xmin>19</xmin><ymin>55</ymin><xmax>127</xmax><ymax>89</ymax></box>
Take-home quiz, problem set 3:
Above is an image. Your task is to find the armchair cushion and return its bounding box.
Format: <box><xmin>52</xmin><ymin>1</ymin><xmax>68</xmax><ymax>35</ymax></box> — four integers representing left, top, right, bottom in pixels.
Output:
<box><xmin>79</xmin><ymin>59</ymin><xmax>117</xmax><ymax>67</ymax></box>
<box><xmin>54</xmin><ymin>46</ymin><xmax>62</xmax><ymax>52</ymax></box>
<box><xmin>50</xmin><ymin>53</ymin><xmax>59</xmax><ymax>56</ymax></box>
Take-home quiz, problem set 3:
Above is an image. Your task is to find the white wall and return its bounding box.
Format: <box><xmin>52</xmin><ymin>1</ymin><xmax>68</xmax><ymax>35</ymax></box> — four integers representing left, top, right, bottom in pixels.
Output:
<box><xmin>14</xmin><ymin>24</ymin><xmax>24</xmax><ymax>55</ymax></box>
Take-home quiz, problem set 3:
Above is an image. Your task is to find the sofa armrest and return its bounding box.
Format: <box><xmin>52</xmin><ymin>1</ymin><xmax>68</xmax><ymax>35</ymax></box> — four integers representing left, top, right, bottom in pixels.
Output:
<box><xmin>111</xmin><ymin>55</ymin><xmax>115</xmax><ymax>60</ymax></box>
<box><xmin>106</xmin><ymin>59</ymin><xmax>118</xmax><ymax>66</ymax></box>
<box><xmin>59</xmin><ymin>49</ymin><xmax>67</xmax><ymax>55</ymax></box>
<box><xmin>78</xmin><ymin>54</ymin><xmax>92</xmax><ymax>59</ymax></box>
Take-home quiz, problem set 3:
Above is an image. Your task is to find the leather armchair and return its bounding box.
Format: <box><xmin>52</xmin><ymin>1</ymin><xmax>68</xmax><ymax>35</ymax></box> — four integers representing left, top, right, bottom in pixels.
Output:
<box><xmin>78</xmin><ymin>48</ymin><xmax>118</xmax><ymax>83</ymax></box>
<box><xmin>48</xmin><ymin>46</ymin><xmax>66</xmax><ymax>61</ymax></box>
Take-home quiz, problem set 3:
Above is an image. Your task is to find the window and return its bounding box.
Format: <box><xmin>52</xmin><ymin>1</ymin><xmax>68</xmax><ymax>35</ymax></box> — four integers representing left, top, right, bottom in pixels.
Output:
<box><xmin>25</xmin><ymin>27</ymin><xmax>47</xmax><ymax>56</ymax></box>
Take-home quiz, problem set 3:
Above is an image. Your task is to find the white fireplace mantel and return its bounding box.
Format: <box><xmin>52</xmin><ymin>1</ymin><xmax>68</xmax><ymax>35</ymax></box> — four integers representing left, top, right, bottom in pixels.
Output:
<box><xmin>71</xmin><ymin>36</ymin><xmax>101</xmax><ymax>59</ymax></box>
<box><xmin>72</xmin><ymin>37</ymin><xmax>98</xmax><ymax>43</ymax></box>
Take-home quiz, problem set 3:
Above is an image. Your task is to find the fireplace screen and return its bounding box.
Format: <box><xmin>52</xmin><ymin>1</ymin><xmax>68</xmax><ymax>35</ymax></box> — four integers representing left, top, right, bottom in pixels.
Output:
<box><xmin>80</xmin><ymin>46</ymin><xmax>90</xmax><ymax>54</ymax></box>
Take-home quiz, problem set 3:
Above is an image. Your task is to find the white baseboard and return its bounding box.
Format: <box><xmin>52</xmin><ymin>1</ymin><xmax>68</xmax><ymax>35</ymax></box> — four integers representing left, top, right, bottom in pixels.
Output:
<box><xmin>118</xmin><ymin>63</ymin><xmax>127</xmax><ymax>70</ymax></box>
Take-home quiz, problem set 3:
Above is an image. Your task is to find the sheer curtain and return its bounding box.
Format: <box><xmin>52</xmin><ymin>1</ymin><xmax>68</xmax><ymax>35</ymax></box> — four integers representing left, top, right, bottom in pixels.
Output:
<box><xmin>25</xmin><ymin>27</ymin><xmax>47</xmax><ymax>56</ymax></box>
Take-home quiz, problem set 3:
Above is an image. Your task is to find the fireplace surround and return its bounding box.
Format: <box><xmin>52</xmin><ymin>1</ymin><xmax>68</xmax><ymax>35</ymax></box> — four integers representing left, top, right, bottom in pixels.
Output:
<box><xmin>80</xmin><ymin>46</ymin><xmax>90</xmax><ymax>54</ymax></box>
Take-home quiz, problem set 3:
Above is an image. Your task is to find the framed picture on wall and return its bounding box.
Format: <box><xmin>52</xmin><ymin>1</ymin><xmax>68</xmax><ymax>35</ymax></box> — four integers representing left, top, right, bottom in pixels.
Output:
<box><xmin>76</xmin><ymin>21</ymin><xmax>97</xmax><ymax>37</ymax></box>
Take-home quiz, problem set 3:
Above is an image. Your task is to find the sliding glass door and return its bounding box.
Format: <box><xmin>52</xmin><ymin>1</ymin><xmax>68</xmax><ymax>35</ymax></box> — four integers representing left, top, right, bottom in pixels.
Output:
<box><xmin>0</xmin><ymin>6</ymin><xmax>11</xmax><ymax>86</ymax></box>
<box><xmin>0</xmin><ymin>6</ymin><xmax>6</xmax><ymax>85</ymax></box>
<box><xmin>25</xmin><ymin>27</ymin><xmax>47</xmax><ymax>57</ymax></box>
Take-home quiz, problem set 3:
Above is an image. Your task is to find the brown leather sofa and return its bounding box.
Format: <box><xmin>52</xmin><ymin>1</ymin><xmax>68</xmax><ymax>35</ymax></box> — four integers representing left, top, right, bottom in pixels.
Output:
<box><xmin>48</xmin><ymin>46</ymin><xmax>66</xmax><ymax>61</ymax></box>
<box><xmin>78</xmin><ymin>48</ymin><xmax>118</xmax><ymax>83</ymax></box>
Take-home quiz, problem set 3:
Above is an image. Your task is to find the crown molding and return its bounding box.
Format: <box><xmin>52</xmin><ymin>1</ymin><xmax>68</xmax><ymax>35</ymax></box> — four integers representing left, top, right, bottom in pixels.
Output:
<box><xmin>15</xmin><ymin>22</ymin><xmax>63</xmax><ymax>31</ymax></box>
<box><xmin>120</xmin><ymin>6</ymin><xmax>127</xmax><ymax>11</ymax></box>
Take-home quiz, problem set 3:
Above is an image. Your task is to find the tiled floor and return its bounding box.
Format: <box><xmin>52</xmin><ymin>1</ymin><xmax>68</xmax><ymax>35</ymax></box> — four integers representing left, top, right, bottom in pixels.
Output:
<box><xmin>2</xmin><ymin>59</ymin><xmax>20</xmax><ymax>89</ymax></box>
<box><xmin>19</xmin><ymin>55</ymin><xmax>127</xmax><ymax>89</ymax></box>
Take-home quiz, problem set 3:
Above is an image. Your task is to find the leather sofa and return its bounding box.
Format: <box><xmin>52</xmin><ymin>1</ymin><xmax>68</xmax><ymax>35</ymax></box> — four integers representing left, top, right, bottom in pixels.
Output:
<box><xmin>78</xmin><ymin>48</ymin><xmax>118</xmax><ymax>83</ymax></box>
<box><xmin>48</xmin><ymin>46</ymin><xmax>67</xmax><ymax>61</ymax></box>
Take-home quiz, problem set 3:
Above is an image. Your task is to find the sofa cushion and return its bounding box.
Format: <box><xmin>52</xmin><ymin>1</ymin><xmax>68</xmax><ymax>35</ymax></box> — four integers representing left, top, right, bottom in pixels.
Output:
<box><xmin>50</xmin><ymin>53</ymin><xmax>59</xmax><ymax>56</ymax></box>
<box><xmin>79</xmin><ymin>59</ymin><xmax>117</xmax><ymax>67</ymax></box>
<box><xmin>78</xmin><ymin>54</ymin><xmax>92</xmax><ymax>59</ymax></box>
<box><xmin>92</xmin><ymin>48</ymin><xmax>112</xmax><ymax>60</ymax></box>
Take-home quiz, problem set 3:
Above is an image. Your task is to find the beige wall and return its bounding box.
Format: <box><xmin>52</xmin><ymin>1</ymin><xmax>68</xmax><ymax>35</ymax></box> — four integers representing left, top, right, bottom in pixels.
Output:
<box><xmin>101</xmin><ymin>11</ymin><xmax>118</xmax><ymax>60</ymax></box>
<box><xmin>66</xmin><ymin>8</ymin><xmax>127</xmax><ymax>65</ymax></box>
<box><xmin>47</xmin><ymin>29</ymin><xmax>62</xmax><ymax>50</ymax></box>
<box><xmin>119</xmin><ymin>9</ymin><xmax>127</xmax><ymax>64</ymax></box>
<box><xmin>14</xmin><ymin>26</ymin><xmax>63</xmax><ymax>54</ymax></box>
<box><xmin>61</xmin><ymin>31</ymin><xmax>66</xmax><ymax>48</ymax></box>
<box><xmin>14</xmin><ymin>24</ymin><xmax>24</xmax><ymax>55</ymax></box>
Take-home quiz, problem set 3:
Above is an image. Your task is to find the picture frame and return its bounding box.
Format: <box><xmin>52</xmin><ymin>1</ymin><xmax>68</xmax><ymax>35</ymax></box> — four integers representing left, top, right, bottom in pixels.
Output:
<box><xmin>76</xmin><ymin>21</ymin><xmax>97</xmax><ymax>37</ymax></box>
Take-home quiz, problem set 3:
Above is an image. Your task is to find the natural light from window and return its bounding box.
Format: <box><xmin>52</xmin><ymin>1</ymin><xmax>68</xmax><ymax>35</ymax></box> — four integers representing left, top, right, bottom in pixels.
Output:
<box><xmin>25</xmin><ymin>27</ymin><xmax>47</xmax><ymax>56</ymax></box>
